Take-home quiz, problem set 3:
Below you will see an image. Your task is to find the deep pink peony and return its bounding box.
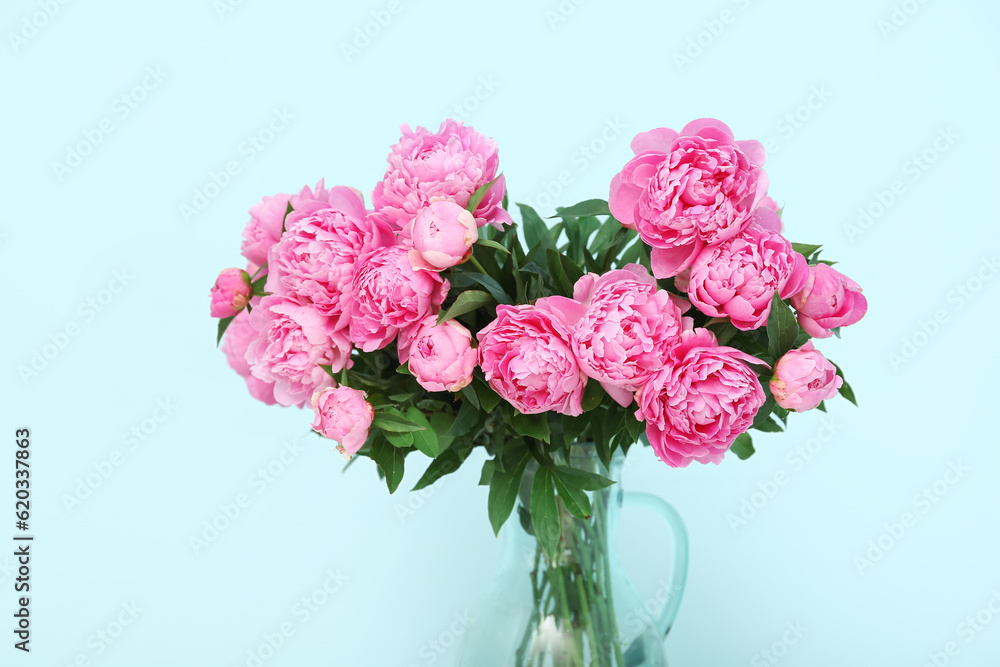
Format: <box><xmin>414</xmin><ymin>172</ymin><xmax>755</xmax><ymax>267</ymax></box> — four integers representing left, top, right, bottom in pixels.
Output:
<box><xmin>221</xmin><ymin>309</ymin><xmax>277</xmax><ymax>405</ymax></box>
<box><xmin>265</xmin><ymin>186</ymin><xmax>395</xmax><ymax>330</ymax></box>
<box><xmin>569</xmin><ymin>264</ymin><xmax>688</xmax><ymax>407</ymax></box>
<box><xmin>686</xmin><ymin>223</ymin><xmax>809</xmax><ymax>331</ymax></box>
<box><xmin>401</xmin><ymin>316</ymin><xmax>477</xmax><ymax>393</ymax></box>
<box><xmin>790</xmin><ymin>264</ymin><xmax>867</xmax><ymax>338</ymax></box>
<box><xmin>636</xmin><ymin>328</ymin><xmax>765</xmax><ymax>468</ymax></box>
<box><xmin>406</xmin><ymin>200</ymin><xmax>479</xmax><ymax>271</ymax></box>
<box><xmin>245</xmin><ymin>295</ymin><xmax>349</xmax><ymax>407</ymax></box>
<box><xmin>210</xmin><ymin>268</ymin><xmax>251</xmax><ymax>318</ymax></box>
<box><xmin>372</xmin><ymin>119</ymin><xmax>512</xmax><ymax>234</ymax></box>
<box><xmin>348</xmin><ymin>246</ymin><xmax>449</xmax><ymax>352</ymax></box>
<box><xmin>609</xmin><ymin>119</ymin><xmax>768</xmax><ymax>278</ymax></box>
<box><xmin>311</xmin><ymin>386</ymin><xmax>374</xmax><ymax>459</ymax></box>
<box><xmin>477</xmin><ymin>298</ymin><xmax>588</xmax><ymax>416</ymax></box>
<box><xmin>769</xmin><ymin>341</ymin><xmax>842</xmax><ymax>412</ymax></box>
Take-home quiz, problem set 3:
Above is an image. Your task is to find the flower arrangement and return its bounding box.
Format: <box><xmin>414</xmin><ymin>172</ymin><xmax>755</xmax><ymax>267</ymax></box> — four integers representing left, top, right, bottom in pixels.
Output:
<box><xmin>211</xmin><ymin>118</ymin><xmax>866</xmax><ymax>553</ymax></box>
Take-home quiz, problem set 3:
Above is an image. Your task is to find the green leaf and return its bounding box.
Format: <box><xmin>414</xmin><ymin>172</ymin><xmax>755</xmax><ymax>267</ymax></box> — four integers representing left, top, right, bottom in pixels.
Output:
<box><xmin>487</xmin><ymin>446</ymin><xmax>532</xmax><ymax>535</ymax></box>
<box><xmin>474</xmin><ymin>378</ymin><xmax>502</xmax><ymax>413</ymax></box>
<box><xmin>816</xmin><ymin>401</ymin><xmax>827</xmax><ymax>413</ymax></box>
<box><xmin>479</xmin><ymin>459</ymin><xmax>495</xmax><ymax>486</ymax></box>
<box><xmin>518</xmin><ymin>203</ymin><xmax>554</xmax><ymax>251</ymax></box>
<box><xmin>512</xmin><ymin>412</ymin><xmax>550</xmax><ymax>443</ymax></box>
<box><xmin>250</xmin><ymin>274</ymin><xmax>268</xmax><ymax>296</ymax></box>
<box><xmin>412</xmin><ymin>441</ymin><xmax>472</xmax><ymax>491</ymax></box>
<box><xmin>405</xmin><ymin>407</ymin><xmax>440</xmax><ymax>457</ymax></box>
<box><xmin>791</xmin><ymin>242</ymin><xmax>822</xmax><ymax>259</ymax></box>
<box><xmin>477</xmin><ymin>238</ymin><xmax>511</xmax><ymax>254</ymax></box>
<box><xmin>766</xmin><ymin>292</ymin><xmax>800</xmax><ymax>361</ymax></box>
<box><xmin>552</xmin><ymin>470</ymin><xmax>593</xmax><ymax>519</ymax></box>
<box><xmin>552</xmin><ymin>466</ymin><xmax>615</xmax><ymax>491</ymax></box>
<box><xmin>460</xmin><ymin>384</ymin><xmax>480</xmax><ymax>410</ymax></box>
<box><xmin>216</xmin><ymin>316</ymin><xmax>235</xmax><ymax>346</ymax></box>
<box><xmin>450</xmin><ymin>271</ymin><xmax>513</xmax><ymax>306</ymax></box>
<box><xmin>546</xmin><ymin>248</ymin><xmax>574</xmax><ymax>296</ymax></box>
<box><xmin>752</xmin><ymin>386</ymin><xmax>777</xmax><ymax>430</ymax></box>
<box><xmin>466</xmin><ymin>175</ymin><xmax>501</xmax><ymax>213</ymax></box>
<box><xmin>437</xmin><ymin>290</ymin><xmax>494</xmax><ymax>324</ymax></box>
<box><xmin>831</xmin><ymin>363</ymin><xmax>858</xmax><ymax>406</ymax></box>
<box><xmin>773</xmin><ymin>405</ymin><xmax>789</xmax><ymax>425</ymax></box>
<box><xmin>753</xmin><ymin>416</ymin><xmax>784</xmax><ymax>433</ymax></box>
<box><xmin>548</xmin><ymin>199</ymin><xmax>611</xmax><ymax>219</ymax></box>
<box><xmin>372</xmin><ymin>411</ymin><xmax>427</xmax><ymax>433</ymax></box>
<box><xmin>396</xmin><ymin>364</ymin><xmax>412</xmax><ymax>376</ymax></box>
<box><xmin>589</xmin><ymin>215</ymin><xmax>623</xmax><ymax>256</ymax></box>
<box><xmin>319</xmin><ymin>365</ymin><xmax>337</xmax><ymax>378</ymax></box>
<box><xmin>383</xmin><ymin>430</ymin><xmax>413</xmax><ymax>448</ymax></box>
<box><xmin>581</xmin><ymin>380</ymin><xmax>606</xmax><ymax>412</ymax></box>
<box><xmin>530</xmin><ymin>468</ymin><xmax>562</xmax><ymax>561</ymax></box>
<box><xmin>730</xmin><ymin>432</ymin><xmax>755</xmax><ymax>460</ymax></box>
<box><xmin>448</xmin><ymin>398</ymin><xmax>480</xmax><ymax>438</ymax></box>
<box><xmin>369</xmin><ymin>437</ymin><xmax>405</xmax><ymax>493</ymax></box>
<box><xmin>709</xmin><ymin>321</ymin><xmax>740</xmax><ymax>347</ymax></box>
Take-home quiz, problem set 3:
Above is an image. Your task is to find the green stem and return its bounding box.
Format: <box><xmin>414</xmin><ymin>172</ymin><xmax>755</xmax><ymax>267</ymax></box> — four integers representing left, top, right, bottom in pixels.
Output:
<box><xmin>470</xmin><ymin>256</ymin><xmax>488</xmax><ymax>275</ymax></box>
<box><xmin>574</xmin><ymin>569</ymin><xmax>603</xmax><ymax>667</ymax></box>
<box><xmin>553</xmin><ymin>568</ymin><xmax>582</xmax><ymax>667</ymax></box>
<box><xmin>595</xmin><ymin>497</ymin><xmax>626</xmax><ymax>666</ymax></box>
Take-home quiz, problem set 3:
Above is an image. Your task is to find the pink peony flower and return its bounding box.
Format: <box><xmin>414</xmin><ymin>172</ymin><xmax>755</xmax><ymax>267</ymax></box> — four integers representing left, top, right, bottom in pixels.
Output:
<box><xmin>609</xmin><ymin>119</ymin><xmax>768</xmax><ymax>278</ymax></box>
<box><xmin>406</xmin><ymin>200</ymin><xmax>479</xmax><ymax>271</ymax></box>
<box><xmin>221</xmin><ymin>309</ymin><xmax>277</xmax><ymax>405</ymax></box>
<box><xmin>636</xmin><ymin>328</ymin><xmax>765</xmax><ymax>468</ymax></box>
<box><xmin>569</xmin><ymin>264</ymin><xmax>688</xmax><ymax>407</ymax></box>
<box><xmin>241</xmin><ymin>193</ymin><xmax>292</xmax><ymax>269</ymax></box>
<box><xmin>210</xmin><ymin>268</ymin><xmax>252</xmax><ymax>318</ymax></box>
<box><xmin>769</xmin><ymin>341</ymin><xmax>842</xmax><ymax>412</ymax></box>
<box><xmin>240</xmin><ymin>180</ymin><xmax>364</xmax><ymax>271</ymax></box>
<box><xmin>265</xmin><ymin>187</ymin><xmax>395</xmax><ymax>330</ymax></box>
<box><xmin>311</xmin><ymin>386</ymin><xmax>374</xmax><ymax>459</ymax></box>
<box><xmin>401</xmin><ymin>316</ymin><xmax>477</xmax><ymax>393</ymax></box>
<box><xmin>477</xmin><ymin>298</ymin><xmax>588</xmax><ymax>416</ymax></box>
<box><xmin>348</xmin><ymin>246</ymin><xmax>449</xmax><ymax>352</ymax></box>
<box><xmin>790</xmin><ymin>264</ymin><xmax>867</xmax><ymax>338</ymax></box>
<box><xmin>686</xmin><ymin>224</ymin><xmax>809</xmax><ymax>331</ymax></box>
<box><xmin>372</xmin><ymin>119</ymin><xmax>512</xmax><ymax>234</ymax></box>
<box><xmin>246</xmin><ymin>295</ymin><xmax>349</xmax><ymax>407</ymax></box>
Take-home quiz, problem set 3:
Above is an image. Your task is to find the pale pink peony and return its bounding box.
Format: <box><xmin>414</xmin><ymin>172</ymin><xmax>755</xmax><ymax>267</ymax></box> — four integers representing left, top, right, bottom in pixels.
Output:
<box><xmin>311</xmin><ymin>386</ymin><xmax>374</xmax><ymax>459</ymax></box>
<box><xmin>609</xmin><ymin>119</ymin><xmax>768</xmax><ymax>278</ymax></box>
<box><xmin>348</xmin><ymin>246</ymin><xmax>449</xmax><ymax>352</ymax></box>
<box><xmin>221</xmin><ymin>309</ymin><xmax>277</xmax><ymax>405</ymax></box>
<box><xmin>372</xmin><ymin>119</ymin><xmax>512</xmax><ymax>234</ymax></box>
<box><xmin>406</xmin><ymin>201</ymin><xmax>479</xmax><ymax>271</ymax></box>
<box><xmin>245</xmin><ymin>295</ymin><xmax>349</xmax><ymax>407</ymax></box>
<box><xmin>241</xmin><ymin>193</ymin><xmax>292</xmax><ymax>269</ymax></box>
<box><xmin>401</xmin><ymin>316</ymin><xmax>477</xmax><ymax>393</ymax></box>
<box><xmin>569</xmin><ymin>264</ymin><xmax>689</xmax><ymax>407</ymax></box>
<box><xmin>790</xmin><ymin>264</ymin><xmax>867</xmax><ymax>338</ymax></box>
<box><xmin>210</xmin><ymin>268</ymin><xmax>252</xmax><ymax>318</ymax></box>
<box><xmin>769</xmin><ymin>341</ymin><xmax>842</xmax><ymax>412</ymax></box>
<box><xmin>265</xmin><ymin>187</ymin><xmax>395</xmax><ymax>330</ymax></box>
<box><xmin>636</xmin><ymin>328</ymin><xmax>765</xmax><ymax>468</ymax></box>
<box><xmin>477</xmin><ymin>298</ymin><xmax>588</xmax><ymax>416</ymax></box>
<box><xmin>686</xmin><ymin>224</ymin><xmax>809</xmax><ymax>331</ymax></box>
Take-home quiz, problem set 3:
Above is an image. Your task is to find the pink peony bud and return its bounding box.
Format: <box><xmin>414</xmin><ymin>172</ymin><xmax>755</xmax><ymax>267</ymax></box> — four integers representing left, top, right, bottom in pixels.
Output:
<box><xmin>311</xmin><ymin>386</ymin><xmax>374</xmax><ymax>459</ymax></box>
<box><xmin>790</xmin><ymin>264</ymin><xmax>867</xmax><ymax>338</ymax></box>
<box><xmin>210</xmin><ymin>268</ymin><xmax>252</xmax><ymax>318</ymax></box>
<box><xmin>407</xmin><ymin>201</ymin><xmax>479</xmax><ymax>271</ymax></box>
<box><xmin>401</xmin><ymin>315</ymin><xmax>477</xmax><ymax>393</ymax></box>
<box><xmin>769</xmin><ymin>342</ymin><xmax>843</xmax><ymax>412</ymax></box>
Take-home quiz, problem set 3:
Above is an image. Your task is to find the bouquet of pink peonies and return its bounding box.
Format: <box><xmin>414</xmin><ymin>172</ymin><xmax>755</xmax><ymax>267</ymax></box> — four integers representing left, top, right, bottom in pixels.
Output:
<box><xmin>210</xmin><ymin>117</ymin><xmax>866</xmax><ymax>548</ymax></box>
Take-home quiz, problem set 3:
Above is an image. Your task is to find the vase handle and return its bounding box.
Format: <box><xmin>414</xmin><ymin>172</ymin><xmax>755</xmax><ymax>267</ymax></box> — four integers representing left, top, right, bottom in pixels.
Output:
<box><xmin>621</xmin><ymin>491</ymin><xmax>689</xmax><ymax>638</ymax></box>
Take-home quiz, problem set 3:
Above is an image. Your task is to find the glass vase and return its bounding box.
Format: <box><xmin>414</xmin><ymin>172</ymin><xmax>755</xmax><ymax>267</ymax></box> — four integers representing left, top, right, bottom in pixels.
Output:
<box><xmin>458</xmin><ymin>445</ymin><xmax>688</xmax><ymax>666</ymax></box>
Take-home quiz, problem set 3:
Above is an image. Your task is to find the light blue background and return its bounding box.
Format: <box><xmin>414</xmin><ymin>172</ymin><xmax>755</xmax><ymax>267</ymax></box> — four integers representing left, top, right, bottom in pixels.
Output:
<box><xmin>3</xmin><ymin>0</ymin><xmax>999</xmax><ymax>664</ymax></box>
